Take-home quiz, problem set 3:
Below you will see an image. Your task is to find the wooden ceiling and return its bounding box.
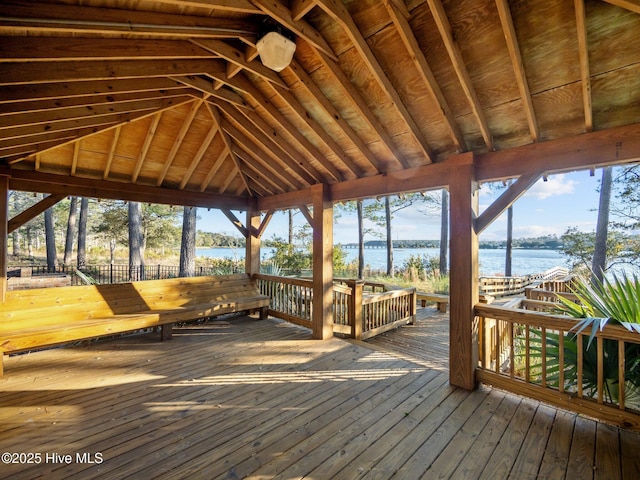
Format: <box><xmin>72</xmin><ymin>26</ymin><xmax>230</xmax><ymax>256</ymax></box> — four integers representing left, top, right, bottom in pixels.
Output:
<box><xmin>1</xmin><ymin>0</ymin><xmax>640</xmax><ymax>210</ymax></box>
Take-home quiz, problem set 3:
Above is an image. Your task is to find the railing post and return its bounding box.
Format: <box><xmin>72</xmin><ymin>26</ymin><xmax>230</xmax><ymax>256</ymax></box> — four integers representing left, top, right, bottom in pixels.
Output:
<box><xmin>350</xmin><ymin>280</ymin><xmax>364</xmax><ymax>340</ymax></box>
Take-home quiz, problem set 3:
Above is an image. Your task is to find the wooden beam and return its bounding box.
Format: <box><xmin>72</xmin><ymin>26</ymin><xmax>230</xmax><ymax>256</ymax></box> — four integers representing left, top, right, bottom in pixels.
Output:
<box><xmin>385</xmin><ymin>0</ymin><xmax>466</xmax><ymax>152</ymax></box>
<box><xmin>157</xmin><ymin>99</ymin><xmax>203</xmax><ymax>186</ymax></box>
<box><xmin>476</xmin><ymin>123</ymin><xmax>640</xmax><ymax>181</ymax></box>
<box><xmin>291</xmin><ymin>0</ymin><xmax>316</xmax><ymax>20</ymax></box>
<box><xmin>8</xmin><ymin>169</ymin><xmax>250</xmax><ymax>210</ymax></box>
<box><xmin>189</xmin><ymin>39</ymin><xmax>288</xmax><ymax>89</ymax></box>
<box><xmin>222</xmin><ymin>208</ymin><xmax>248</xmax><ymax>237</ymax></box>
<box><xmin>168</xmin><ymin>75</ymin><xmax>251</xmax><ymax>109</ymax></box>
<box><xmin>0</xmin><ymin>59</ymin><xmax>227</xmax><ymax>86</ymax></box>
<box><xmin>132</xmin><ymin>114</ymin><xmax>162</xmax><ymax>183</ymax></box>
<box><xmin>574</xmin><ymin>0</ymin><xmax>593</xmax><ymax>132</ymax></box>
<box><xmin>495</xmin><ymin>0</ymin><xmax>540</xmax><ymax>142</ymax></box>
<box><xmin>314</xmin><ymin>0</ymin><xmax>435</xmax><ymax>163</ymax></box>
<box><xmin>8</xmin><ymin>194</ymin><xmax>66</xmax><ymax>233</ymax></box>
<box><xmin>256</xmin><ymin>185</ymin><xmax>316</xmax><ymax>212</ymax></box>
<box><xmin>233</xmin><ymin>146</ymin><xmax>285</xmax><ymax>195</ymax></box>
<box><xmin>0</xmin><ymin>1</ymin><xmax>257</xmax><ymax>37</ymax></box>
<box><xmin>299</xmin><ymin>204</ymin><xmax>314</xmax><ymax>226</ymax></box>
<box><xmin>103</xmin><ymin>126</ymin><xmax>121</xmax><ymax>180</ymax></box>
<box><xmin>199</xmin><ymin>146</ymin><xmax>229</xmax><ymax>192</ymax></box>
<box><xmin>245</xmin><ymin>208</ymin><xmax>262</xmax><ymax>275</ymax></box>
<box><xmin>231</xmin><ymin>73</ymin><xmax>343</xmax><ymax>182</ymax></box>
<box><xmin>311</xmin><ymin>183</ymin><xmax>333</xmax><ymax>340</ymax></box>
<box><xmin>256</xmin><ymin>210</ymin><xmax>274</xmax><ymax>238</ymax></box>
<box><xmin>286</xmin><ymin>60</ymin><xmax>387</xmax><ymax>173</ymax></box>
<box><xmin>474</xmin><ymin>171</ymin><xmax>542</xmax><ymax>234</ymax></box>
<box><xmin>427</xmin><ymin>0</ymin><xmax>493</xmax><ymax>150</ymax></box>
<box><xmin>448</xmin><ymin>152</ymin><xmax>479</xmax><ymax>390</ymax></box>
<box><xmin>180</xmin><ymin>124</ymin><xmax>219</xmax><ymax>190</ymax></box>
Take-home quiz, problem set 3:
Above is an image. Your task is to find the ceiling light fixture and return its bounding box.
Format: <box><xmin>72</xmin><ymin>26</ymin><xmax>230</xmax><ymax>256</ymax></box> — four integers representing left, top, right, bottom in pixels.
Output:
<box><xmin>256</xmin><ymin>30</ymin><xmax>296</xmax><ymax>72</ymax></box>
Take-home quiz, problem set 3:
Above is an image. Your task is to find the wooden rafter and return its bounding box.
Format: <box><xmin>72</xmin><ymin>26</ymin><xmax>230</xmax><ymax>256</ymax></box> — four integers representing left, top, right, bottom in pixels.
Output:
<box><xmin>264</xmin><ymin>81</ymin><xmax>363</xmax><ymax>178</ymax></box>
<box><xmin>230</xmin><ymin>73</ymin><xmax>343</xmax><ymax>182</ymax></box>
<box><xmin>574</xmin><ymin>0</ymin><xmax>593</xmax><ymax>132</ymax></box>
<box><xmin>234</xmin><ymin>152</ymin><xmax>279</xmax><ymax>196</ymax></box>
<box><xmin>250</xmin><ymin>0</ymin><xmax>338</xmax><ymax>61</ymax></box>
<box><xmin>103</xmin><ymin>126</ymin><xmax>121</xmax><ymax>180</ymax></box>
<box><xmin>0</xmin><ymin>1</ymin><xmax>257</xmax><ymax>38</ymax></box>
<box><xmin>132</xmin><ymin>114</ymin><xmax>162</xmax><ymax>183</ymax></box>
<box><xmin>221</xmin><ymin>208</ymin><xmax>249</xmax><ymax>237</ymax></box>
<box><xmin>179</xmin><ymin>123</ymin><xmax>219</xmax><ymax>190</ymax></box>
<box><xmin>314</xmin><ymin>0</ymin><xmax>435</xmax><ymax>163</ymax></box>
<box><xmin>601</xmin><ymin>0</ymin><xmax>640</xmax><ymax>14</ymax></box>
<box><xmin>199</xmin><ymin>147</ymin><xmax>229</xmax><ymax>192</ymax></box>
<box><xmin>291</xmin><ymin>0</ymin><xmax>316</xmax><ymax>21</ymax></box>
<box><xmin>495</xmin><ymin>0</ymin><xmax>540</xmax><ymax>142</ymax></box>
<box><xmin>157</xmin><ymin>99</ymin><xmax>204</xmax><ymax>186</ymax></box>
<box><xmin>384</xmin><ymin>0</ymin><xmax>466</xmax><ymax>152</ymax></box>
<box><xmin>189</xmin><ymin>39</ymin><xmax>288</xmax><ymax>89</ymax></box>
<box><xmin>426</xmin><ymin>0</ymin><xmax>494</xmax><ymax>150</ymax></box>
<box><xmin>206</xmin><ymin>104</ymin><xmax>252</xmax><ymax>196</ymax></box>
<box><xmin>216</xmin><ymin>101</ymin><xmax>315</xmax><ymax>187</ymax></box>
<box><xmin>286</xmin><ymin>61</ymin><xmax>386</xmax><ymax>173</ymax></box>
<box><xmin>169</xmin><ymin>75</ymin><xmax>250</xmax><ymax>109</ymax></box>
<box><xmin>231</xmin><ymin>142</ymin><xmax>295</xmax><ymax>194</ymax></box>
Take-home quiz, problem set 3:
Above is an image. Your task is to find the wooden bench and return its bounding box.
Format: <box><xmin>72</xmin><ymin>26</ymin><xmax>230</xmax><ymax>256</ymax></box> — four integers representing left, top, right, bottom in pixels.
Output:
<box><xmin>416</xmin><ymin>292</ymin><xmax>449</xmax><ymax>312</ymax></box>
<box><xmin>0</xmin><ymin>273</ymin><xmax>269</xmax><ymax>375</ymax></box>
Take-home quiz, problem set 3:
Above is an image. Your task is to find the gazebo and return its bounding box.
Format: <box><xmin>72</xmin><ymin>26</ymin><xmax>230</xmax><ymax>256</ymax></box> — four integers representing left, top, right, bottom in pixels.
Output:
<box><xmin>1</xmin><ymin>0</ymin><xmax>640</xmax><ymax>428</ymax></box>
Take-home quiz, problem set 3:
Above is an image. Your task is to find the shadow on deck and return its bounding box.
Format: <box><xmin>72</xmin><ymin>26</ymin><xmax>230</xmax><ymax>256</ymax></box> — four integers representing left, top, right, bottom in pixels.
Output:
<box><xmin>0</xmin><ymin>311</ymin><xmax>638</xmax><ymax>479</ymax></box>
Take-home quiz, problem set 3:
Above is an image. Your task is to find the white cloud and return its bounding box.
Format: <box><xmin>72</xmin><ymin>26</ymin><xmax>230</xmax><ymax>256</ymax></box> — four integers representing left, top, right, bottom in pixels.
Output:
<box><xmin>525</xmin><ymin>174</ymin><xmax>578</xmax><ymax>200</ymax></box>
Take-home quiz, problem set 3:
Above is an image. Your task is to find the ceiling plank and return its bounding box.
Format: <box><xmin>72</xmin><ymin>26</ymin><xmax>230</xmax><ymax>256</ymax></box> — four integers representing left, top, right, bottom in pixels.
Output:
<box><xmin>8</xmin><ymin>169</ymin><xmax>250</xmax><ymax>210</ymax></box>
<box><xmin>179</xmin><ymin>124</ymin><xmax>219</xmax><ymax>190</ymax></box>
<box><xmin>132</xmin><ymin>114</ymin><xmax>162</xmax><ymax>183</ymax></box>
<box><xmin>189</xmin><ymin>38</ymin><xmax>289</xmax><ymax>89</ymax></box>
<box><xmin>250</xmin><ymin>0</ymin><xmax>338</xmax><ymax>61</ymax></box>
<box><xmin>157</xmin><ymin>99</ymin><xmax>204</xmax><ymax>186</ymax></box>
<box><xmin>495</xmin><ymin>0</ymin><xmax>540</xmax><ymax>142</ymax></box>
<box><xmin>0</xmin><ymin>1</ymin><xmax>257</xmax><ymax>38</ymax></box>
<box><xmin>8</xmin><ymin>194</ymin><xmax>66</xmax><ymax>233</ymax></box>
<box><xmin>426</xmin><ymin>0</ymin><xmax>494</xmax><ymax>150</ymax></box>
<box><xmin>385</xmin><ymin>0</ymin><xmax>466</xmax><ymax>152</ymax></box>
<box><xmin>574</xmin><ymin>0</ymin><xmax>593</xmax><ymax>133</ymax></box>
<box><xmin>231</xmin><ymin>73</ymin><xmax>343</xmax><ymax>182</ymax></box>
<box><xmin>313</xmin><ymin>0</ymin><xmax>435</xmax><ymax>163</ymax></box>
<box><xmin>286</xmin><ymin>60</ymin><xmax>387</xmax><ymax>173</ymax></box>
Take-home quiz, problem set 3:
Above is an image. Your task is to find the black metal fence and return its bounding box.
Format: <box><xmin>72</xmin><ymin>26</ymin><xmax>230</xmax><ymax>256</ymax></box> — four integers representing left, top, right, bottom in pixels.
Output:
<box><xmin>14</xmin><ymin>264</ymin><xmax>241</xmax><ymax>285</ymax></box>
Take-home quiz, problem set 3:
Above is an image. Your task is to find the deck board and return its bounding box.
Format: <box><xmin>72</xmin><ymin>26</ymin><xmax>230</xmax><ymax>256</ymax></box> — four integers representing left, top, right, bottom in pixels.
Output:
<box><xmin>1</xmin><ymin>310</ymin><xmax>638</xmax><ymax>479</ymax></box>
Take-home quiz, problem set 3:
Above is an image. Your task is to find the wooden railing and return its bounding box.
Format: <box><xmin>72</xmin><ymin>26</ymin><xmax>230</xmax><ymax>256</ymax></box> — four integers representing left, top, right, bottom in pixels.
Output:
<box><xmin>475</xmin><ymin>303</ymin><xmax>640</xmax><ymax>430</ymax></box>
<box><xmin>479</xmin><ymin>266</ymin><xmax>570</xmax><ymax>297</ymax></box>
<box><xmin>255</xmin><ymin>275</ymin><xmax>416</xmax><ymax>340</ymax></box>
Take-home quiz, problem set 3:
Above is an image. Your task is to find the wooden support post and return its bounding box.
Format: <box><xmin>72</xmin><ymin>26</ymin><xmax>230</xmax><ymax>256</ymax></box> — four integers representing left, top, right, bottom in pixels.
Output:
<box><xmin>448</xmin><ymin>153</ymin><xmax>479</xmax><ymax>390</ymax></box>
<box><xmin>0</xmin><ymin>173</ymin><xmax>8</xmax><ymax>303</ymax></box>
<box><xmin>160</xmin><ymin>324</ymin><xmax>173</xmax><ymax>341</ymax></box>
<box><xmin>349</xmin><ymin>279</ymin><xmax>364</xmax><ymax>340</ymax></box>
<box><xmin>245</xmin><ymin>207</ymin><xmax>261</xmax><ymax>276</ymax></box>
<box><xmin>311</xmin><ymin>183</ymin><xmax>333</xmax><ymax>339</ymax></box>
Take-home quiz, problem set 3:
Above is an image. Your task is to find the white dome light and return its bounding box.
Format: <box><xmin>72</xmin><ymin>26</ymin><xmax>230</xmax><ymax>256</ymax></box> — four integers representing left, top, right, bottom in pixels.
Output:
<box><xmin>256</xmin><ymin>31</ymin><xmax>296</xmax><ymax>72</ymax></box>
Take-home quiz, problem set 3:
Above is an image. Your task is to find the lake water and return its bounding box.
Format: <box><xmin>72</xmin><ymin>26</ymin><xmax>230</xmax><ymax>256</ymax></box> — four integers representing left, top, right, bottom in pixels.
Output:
<box><xmin>197</xmin><ymin>246</ymin><xmax>569</xmax><ymax>277</ymax></box>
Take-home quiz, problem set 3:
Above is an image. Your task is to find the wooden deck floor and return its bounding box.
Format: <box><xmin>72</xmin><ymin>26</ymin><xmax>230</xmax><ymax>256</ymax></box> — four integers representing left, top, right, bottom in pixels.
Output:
<box><xmin>1</xmin><ymin>311</ymin><xmax>639</xmax><ymax>479</ymax></box>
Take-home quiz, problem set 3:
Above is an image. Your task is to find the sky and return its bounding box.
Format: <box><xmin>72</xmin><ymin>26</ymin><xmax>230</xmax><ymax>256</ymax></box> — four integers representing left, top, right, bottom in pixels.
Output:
<box><xmin>197</xmin><ymin>169</ymin><xmax>605</xmax><ymax>243</ymax></box>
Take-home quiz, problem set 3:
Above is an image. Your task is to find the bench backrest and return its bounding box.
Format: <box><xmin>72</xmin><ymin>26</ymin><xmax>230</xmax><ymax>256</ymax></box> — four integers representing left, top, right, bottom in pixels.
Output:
<box><xmin>0</xmin><ymin>273</ymin><xmax>259</xmax><ymax>331</ymax></box>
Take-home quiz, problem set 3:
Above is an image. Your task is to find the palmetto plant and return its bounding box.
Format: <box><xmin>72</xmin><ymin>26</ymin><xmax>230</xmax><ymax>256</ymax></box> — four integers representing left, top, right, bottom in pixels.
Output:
<box><xmin>523</xmin><ymin>272</ymin><xmax>640</xmax><ymax>406</ymax></box>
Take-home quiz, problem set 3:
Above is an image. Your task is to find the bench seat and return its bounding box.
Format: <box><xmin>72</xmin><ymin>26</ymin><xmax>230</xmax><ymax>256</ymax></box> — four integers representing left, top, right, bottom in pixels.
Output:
<box><xmin>0</xmin><ymin>273</ymin><xmax>269</xmax><ymax>374</ymax></box>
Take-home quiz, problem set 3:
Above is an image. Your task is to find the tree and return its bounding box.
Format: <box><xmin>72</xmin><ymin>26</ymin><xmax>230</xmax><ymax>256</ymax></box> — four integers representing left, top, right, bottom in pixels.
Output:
<box><xmin>128</xmin><ymin>201</ymin><xmax>144</xmax><ymax>280</ymax></box>
<box><xmin>592</xmin><ymin>167</ymin><xmax>613</xmax><ymax>282</ymax></box>
<box><xmin>77</xmin><ymin>197</ymin><xmax>89</xmax><ymax>268</ymax></box>
<box><xmin>63</xmin><ymin>197</ymin><xmax>78</xmax><ymax>265</ymax></box>
<box><xmin>179</xmin><ymin>206</ymin><xmax>197</xmax><ymax>277</ymax></box>
<box><xmin>44</xmin><ymin>205</ymin><xmax>57</xmax><ymax>270</ymax></box>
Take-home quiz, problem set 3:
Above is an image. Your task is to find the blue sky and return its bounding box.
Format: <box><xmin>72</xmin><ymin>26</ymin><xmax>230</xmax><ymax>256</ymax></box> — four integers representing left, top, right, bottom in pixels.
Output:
<box><xmin>198</xmin><ymin>169</ymin><xmax>604</xmax><ymax>243</ymax></box>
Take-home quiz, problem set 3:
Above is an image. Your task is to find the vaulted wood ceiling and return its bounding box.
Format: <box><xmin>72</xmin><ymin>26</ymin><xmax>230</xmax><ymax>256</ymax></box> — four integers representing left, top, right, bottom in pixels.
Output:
<box><xmin>1</xmin><ymin>0</ymin><xmax>640</xmax><ymax>210</ymax></box>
